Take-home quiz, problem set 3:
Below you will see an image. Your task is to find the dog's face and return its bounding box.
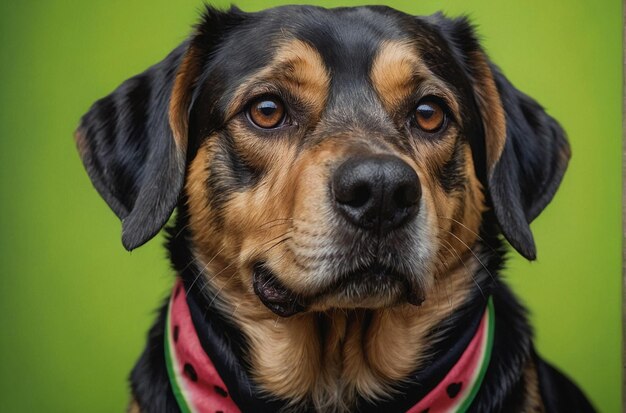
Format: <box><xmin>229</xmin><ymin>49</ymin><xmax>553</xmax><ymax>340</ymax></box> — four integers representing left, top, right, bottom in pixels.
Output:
<box><xmin>76</xmin><ymin>6</ymin><xmax>569</xmax><ymax>318</ymax></box>
<box><xmin>185</xmin><ymin>15</ymin><xmax>489</xmax><ymax>316</ymax></box>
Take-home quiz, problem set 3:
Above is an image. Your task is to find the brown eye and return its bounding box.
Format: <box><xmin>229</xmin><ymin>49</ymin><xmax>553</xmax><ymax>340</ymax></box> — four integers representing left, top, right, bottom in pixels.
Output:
<box><xmin>415</xmin><ymin>99</ymin><xmax>445</xmax><ymax>132</ymax></box>
<box><xmin>248</xmin><ymin>97</ymin><xmax>285</xmax><ymax>129</ymax></box>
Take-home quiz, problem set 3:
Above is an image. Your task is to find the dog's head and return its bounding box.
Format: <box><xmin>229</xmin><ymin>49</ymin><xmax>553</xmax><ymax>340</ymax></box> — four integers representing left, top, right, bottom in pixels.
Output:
<box><xmin>76</xmin><ymin>5</ymin><xmax>569</xmax><ymax>317</ymax></box>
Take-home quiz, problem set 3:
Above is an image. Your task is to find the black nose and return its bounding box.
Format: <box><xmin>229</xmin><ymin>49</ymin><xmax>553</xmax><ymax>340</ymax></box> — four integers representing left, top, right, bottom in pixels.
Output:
<box><xmin>332</xmin><ymin>155</ymin><xmax>421</xmax><ymax>233</ymax></box>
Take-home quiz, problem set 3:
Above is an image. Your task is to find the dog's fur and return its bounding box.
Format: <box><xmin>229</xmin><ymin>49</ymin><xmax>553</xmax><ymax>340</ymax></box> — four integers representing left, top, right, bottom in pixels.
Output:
<box><xmin>76</xmin><ymin>5</ymin><xmax>594</xmax><ymax>412</ymax></box>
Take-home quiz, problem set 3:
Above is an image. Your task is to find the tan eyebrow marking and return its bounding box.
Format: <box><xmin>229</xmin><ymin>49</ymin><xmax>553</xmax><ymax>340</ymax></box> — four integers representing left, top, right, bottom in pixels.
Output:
<box><xmin>370</xmin><ymin>40</ymin><xmax>459</xmax><ymax>117</ymax></box>
<box><xmin>227</xmin><ymin>39</ymin><xmax>330</xmax><ymax>120</ymax></box>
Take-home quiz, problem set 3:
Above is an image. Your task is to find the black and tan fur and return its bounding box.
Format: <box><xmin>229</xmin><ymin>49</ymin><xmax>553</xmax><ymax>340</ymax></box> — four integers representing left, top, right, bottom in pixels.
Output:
<box><xmin>76</xmin><ymin>5</ymin><xmax>594</xmax><ymax>412</ymax></box>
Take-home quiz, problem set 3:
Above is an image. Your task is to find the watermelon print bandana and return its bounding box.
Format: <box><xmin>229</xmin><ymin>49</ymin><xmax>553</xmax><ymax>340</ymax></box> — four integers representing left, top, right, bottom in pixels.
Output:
<box><xmin>165</xmin><ymin>278</ymin><xmax>494</xmax><ymax>413</ymax></box>
<box><xmin>165</xmin><ymin>280</ymin><xmax>241</xmax><ymax>413</ymax></box>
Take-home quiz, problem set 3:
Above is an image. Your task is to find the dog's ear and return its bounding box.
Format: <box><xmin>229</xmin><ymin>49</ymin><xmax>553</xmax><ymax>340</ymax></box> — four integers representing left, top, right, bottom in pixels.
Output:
<box><xmin>75</xmin><ymin>7</ymin><xmax>239</xmax><ymax>250</ymax></box>
<box><xmin>486</xmin><ymin>68</ymin><xmax>570</xmax><ymax>260</ymax></box>
<box><xmin>434</xmin><ymin>16</ymin><xmax>570</xmax><ymax>260</ymax></box>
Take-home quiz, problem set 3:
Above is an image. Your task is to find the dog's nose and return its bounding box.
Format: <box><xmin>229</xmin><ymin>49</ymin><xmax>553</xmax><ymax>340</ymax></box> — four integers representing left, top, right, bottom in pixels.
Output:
<box><xmin>332</xmin><ymin>155</ymin><xmax>421</xmax><ymax>233</ymax></box>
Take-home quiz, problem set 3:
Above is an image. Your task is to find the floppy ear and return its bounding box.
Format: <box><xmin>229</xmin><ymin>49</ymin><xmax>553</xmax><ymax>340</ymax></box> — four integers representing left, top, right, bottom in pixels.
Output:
<box><xmin>435</xmin><ymin>16</ymin><xmax>570</xmax><ymax>260</ymax></box>
<box><xmin>75</xmin><ymin>7</ymin><xmax>237</xmax><ymax>250</ymax></box>
<box><xmin>486</xmin><ymin>68</ymin><xmax>570</xmax><ymax>260</ymax></box>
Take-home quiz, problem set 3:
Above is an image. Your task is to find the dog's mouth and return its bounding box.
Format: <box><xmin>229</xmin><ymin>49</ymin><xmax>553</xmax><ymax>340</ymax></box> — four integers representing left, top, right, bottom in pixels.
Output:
<box><xmin>253</xmin><ymin>263</ymin><xmax>305</xmax><ymax>317</ymax></box>
<box><xmin>252</xmin><ymin>262</ymin><xmax>424</xmax><ymax>317</ymax></box>
<box><xmin>319</xmin><ymin>264</ymin><xmax>425</xmax><ymax>308</ymax></box>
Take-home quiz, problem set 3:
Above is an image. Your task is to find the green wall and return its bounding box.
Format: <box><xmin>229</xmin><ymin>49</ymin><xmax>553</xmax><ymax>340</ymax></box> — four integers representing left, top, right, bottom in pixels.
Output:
<box><xmin>0</xmin><ymin>1</ymin><xmax>621</xmax><ymax>411</ymax></box>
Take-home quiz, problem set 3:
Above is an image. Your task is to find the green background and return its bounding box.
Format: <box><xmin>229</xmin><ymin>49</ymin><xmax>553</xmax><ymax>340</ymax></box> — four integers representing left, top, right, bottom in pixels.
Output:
<box><xmin>0</xmin><ymin>1</ymin><xmax>621</xmax><ymax>411</ymax></box>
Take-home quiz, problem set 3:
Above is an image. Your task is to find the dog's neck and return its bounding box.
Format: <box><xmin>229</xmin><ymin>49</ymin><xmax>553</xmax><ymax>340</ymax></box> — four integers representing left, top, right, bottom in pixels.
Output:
<box><xmin>168</xmin><ymin>225</ymin><xmax>499</xmax><ymax>412</ymax></box>
<box><xmin>174</xmin><ymin>267</ymin><xmax>494</xmax><ymax>413</ymax></box>
<box><xmin>229</xmin><ymin>262</ymin><xmax>481</xmax><ymax>410</ymax></box>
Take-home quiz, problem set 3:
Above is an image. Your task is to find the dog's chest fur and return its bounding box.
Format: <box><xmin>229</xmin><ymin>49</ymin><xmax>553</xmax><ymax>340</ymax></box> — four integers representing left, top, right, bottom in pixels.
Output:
<box><xmin>227</xmin><ymin>264</ymin><xmax>476</xmax><ymax>410</ymax></box>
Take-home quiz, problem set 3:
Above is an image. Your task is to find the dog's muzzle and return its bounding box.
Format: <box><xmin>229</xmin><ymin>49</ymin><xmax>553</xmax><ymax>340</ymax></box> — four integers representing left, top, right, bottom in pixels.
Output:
<box><xmin>252</xmin><ymin>154</ymin><xmax>426</xmax><ymax>317</ymax></box>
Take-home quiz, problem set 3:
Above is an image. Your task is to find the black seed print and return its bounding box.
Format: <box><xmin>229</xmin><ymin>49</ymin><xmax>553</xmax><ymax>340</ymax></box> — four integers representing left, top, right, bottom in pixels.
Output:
<box><xmin>173</xmin><ymin>325</ymin><xmax>179</xmax><ymax>342</ymax></box>
<box><xmin>216</xmin><ymin>411</ymin><xmax>224</xmax><ymax>413</ymax></box>
<box><xmin>446</xmin><ymin>382</ymin><xmax>462</xmax><ymax>398</ymax></box>
<box><xmin>183</xmin><ymin>363</ymin><xmax>198</xmax><ymax>382</ymax></box>
<box><xmin>420</xmin><ymin>409</ymin><xmax>430</xmax><ymax>413</ymax></box>
<box><xmin>214</xmin><ymin>385</ymin><xmax>228</xmax><ymax>397</ymax></box>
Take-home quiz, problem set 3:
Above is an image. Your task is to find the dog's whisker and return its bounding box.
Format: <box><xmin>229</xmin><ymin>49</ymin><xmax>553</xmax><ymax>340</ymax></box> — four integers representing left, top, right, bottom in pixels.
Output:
<box><xmin>187</xmin><ymin>244</ymin><xmax>228</xmax><ymax>297</ymax></box>
<box><xmin>230</xmin><ymin>302</ymin><xmax>243</xmax><ymax>320</ymax></box>
<box><xmin>258</xmin><ymin>230</ymin><xmax>294</xmax><ymax>247</ymax></box>
<box><xmin>442</xmin><ymin>230</ymin><xmax>496</xmax><ymax>284</ymax></box>
<box><xmin>437</xmin><ymin>216</ymin><xmax>497</xmax><ymax>253</ymax></box>
<box><xmin>173</xmin><ymin>220</ymin><xmax>193</xmax><ymax>239</ymax></box>
<box><xmin>258</xmin><ymin>236</ymin><xmax>293</xmax><ymax>257</ymax></box>
<box><xmin>178</xmin><ymin>255</ymin><xmax>199</xmax><ymax>276</ymax></box>
<box><xmin>431</xmin><ymin>255</ymin><xmax>449</xmax><ymax>310</ymax></box>
<box><xmin>265</xmin><ymin>221</ymin><xmax>294</xmax><ymax>231</ymax></box>
<box><xmin>257</xmin><ymin>218</ymin><xmax>294</xmax><ymax>228</ymax></box>
<box><xmin>440</xmin><ymin>239</ymin><xmax>485</xmax><ymax>299</ymax></box>
<box><xmin>208</xmin><ymin>270</ymin><xmax>238</xmax><ymax>308</ymax></box>
<box><xmin>199</xmin><ymin>237</ymin><xmax>294</xmax><ymax>300</ymax></box>
<box><xmin>199</xmin><ymin>260</ymin><xmax>238</xmax><ymax>297</ymax></box>
<box><xmin>432</xmin><ymin>251</ymin><xmax>453</xmax><ymax>310</ymax></box>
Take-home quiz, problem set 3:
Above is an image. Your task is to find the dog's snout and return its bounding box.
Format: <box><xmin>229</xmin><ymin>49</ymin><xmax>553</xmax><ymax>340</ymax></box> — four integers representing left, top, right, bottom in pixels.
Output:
<box><xmin>332</xmin><ymin>155</ymin><xmax>421</xmax><ymax>233</ymax></box>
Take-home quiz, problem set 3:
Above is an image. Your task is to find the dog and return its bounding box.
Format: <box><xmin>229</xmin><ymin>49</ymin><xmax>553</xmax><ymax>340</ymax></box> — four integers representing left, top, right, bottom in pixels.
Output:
<box><xmin>75</xmin><ymin>5</ymin><xmax>595</xmax><ymax>413</ymax></box>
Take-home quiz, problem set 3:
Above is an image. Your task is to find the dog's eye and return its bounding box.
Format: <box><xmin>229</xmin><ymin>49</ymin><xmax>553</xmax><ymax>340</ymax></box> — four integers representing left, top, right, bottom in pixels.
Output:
<box><xmin>414</xmin><ymin>99</ymin><xmax>445</xmax><ymax>133</ymax></box>
<box><xmin>247</xmin><ymin>96</ymin><xmax>286</xmax><ymax>129</ymax></box>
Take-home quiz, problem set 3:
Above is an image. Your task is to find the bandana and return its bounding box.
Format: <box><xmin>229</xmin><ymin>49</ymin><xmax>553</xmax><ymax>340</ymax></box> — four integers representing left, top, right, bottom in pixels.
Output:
<box><xmin>165</xmin><ymin>278</ymin><xmax>494</xmax><ymax>413</ymax></box>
